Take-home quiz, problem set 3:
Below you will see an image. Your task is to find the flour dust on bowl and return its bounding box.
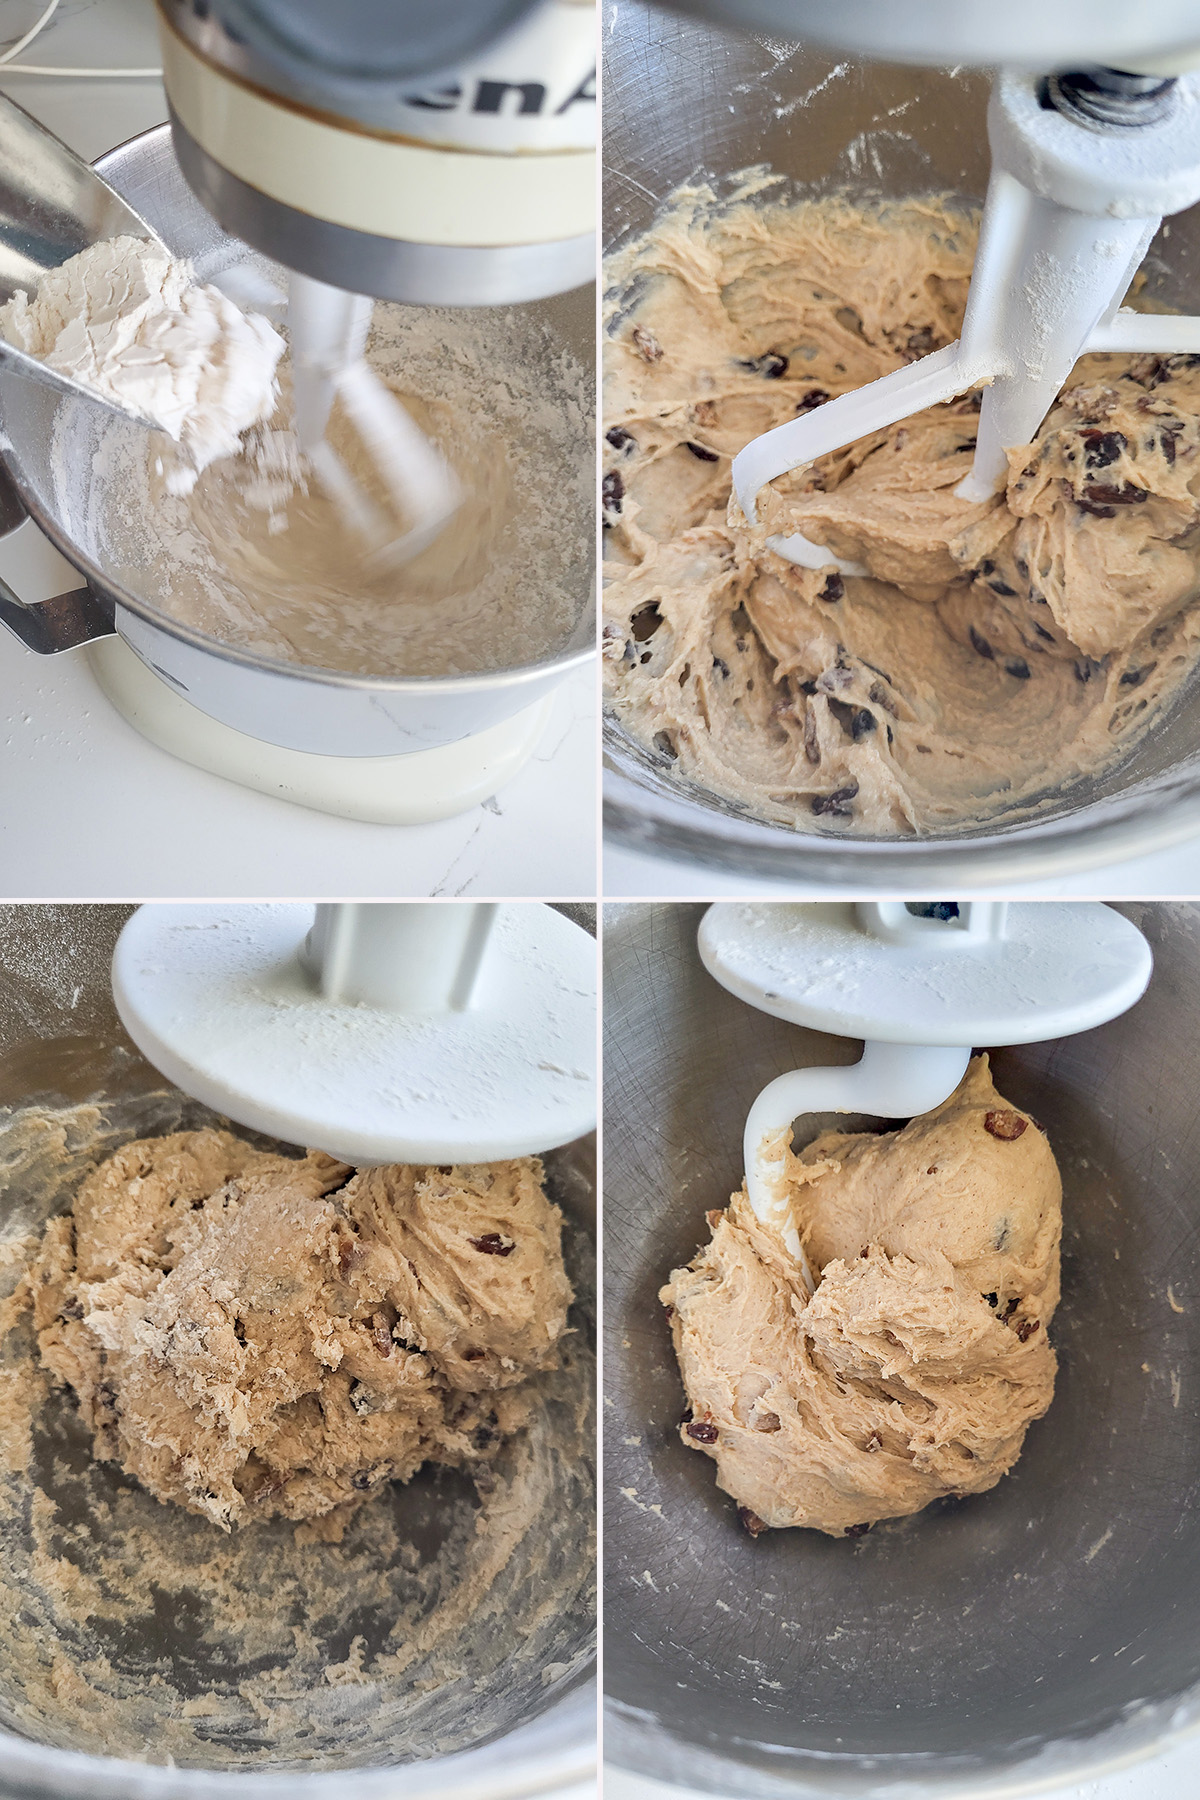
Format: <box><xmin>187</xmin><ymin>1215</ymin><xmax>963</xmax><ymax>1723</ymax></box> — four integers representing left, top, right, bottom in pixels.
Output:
<box><xmin>0</xmin><ymin>905</ymin><xmax>596</xmax><ymax>1796</ymax></box>
<box><xmin>0</xmin><ymin>125</ymin><xmax>594</xmax><ymax>821</ymax></box>
<box><xmin>602</xmin><ymin>5</ymin><xmax>1200</xmax><ymax>885</ymax></box>
<box><xmin>604</xmin><ymin>900</ymin><xmax>1200</xmax><ymax>1795</ymax></box>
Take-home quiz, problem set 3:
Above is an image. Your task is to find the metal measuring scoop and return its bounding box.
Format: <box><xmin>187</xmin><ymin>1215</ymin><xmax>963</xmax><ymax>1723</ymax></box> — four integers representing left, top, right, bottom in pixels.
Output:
<box><xmin>0</xmin><ymin>92</ymin><xmax>170</xmax><ymax>430</ymax></box>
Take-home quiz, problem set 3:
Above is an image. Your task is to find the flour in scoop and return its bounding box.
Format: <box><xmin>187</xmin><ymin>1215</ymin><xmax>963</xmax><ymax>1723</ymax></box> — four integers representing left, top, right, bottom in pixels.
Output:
<box><xmin>0</xmin><ymin>235</ymin><xmax>283</xmax><ymax>495</ymax></box>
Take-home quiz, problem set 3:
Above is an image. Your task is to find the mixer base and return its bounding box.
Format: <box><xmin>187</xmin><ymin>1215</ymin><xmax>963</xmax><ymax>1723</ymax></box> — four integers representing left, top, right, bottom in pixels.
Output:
<box><xmin>86</xmin><ymin>636</ymin><xmax>554</xmax><ymax>824</ymax></box>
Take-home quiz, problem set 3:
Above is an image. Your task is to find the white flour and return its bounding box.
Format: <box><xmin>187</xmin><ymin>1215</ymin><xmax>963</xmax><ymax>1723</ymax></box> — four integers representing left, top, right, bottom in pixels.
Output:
<box><xmin>0</xmin><ymin>236</ymin><xmax>283</xmax><ymax>496</ymax></box>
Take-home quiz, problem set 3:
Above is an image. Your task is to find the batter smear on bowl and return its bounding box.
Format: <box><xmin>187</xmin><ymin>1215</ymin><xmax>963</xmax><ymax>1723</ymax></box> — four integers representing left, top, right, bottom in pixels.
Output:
<box><xmin>661</xmin><ymin>1057</ymin><xmax>1060</xmax><ymax>1536</ymax></box>
<box><xmin>603</xmin><ymin>180</ymin><xmax>1200</xmax><ymax>834</ymax></box>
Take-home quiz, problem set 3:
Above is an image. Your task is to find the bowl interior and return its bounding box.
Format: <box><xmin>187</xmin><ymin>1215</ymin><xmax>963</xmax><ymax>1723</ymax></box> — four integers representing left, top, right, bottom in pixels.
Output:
<box><xmin>0</xmin><ymin>905</ymin><xmax>595</xmax><ymax>1780</ymax></box>
<box><xmin>602</xmin><ymin>3</ymin><xmax>1200</xmax><ymax>879</ymax></box>
<box><xmin>604</xmin><ymin>900</ymin><xmax>1200</xmax><ymax>1794</ymax></box>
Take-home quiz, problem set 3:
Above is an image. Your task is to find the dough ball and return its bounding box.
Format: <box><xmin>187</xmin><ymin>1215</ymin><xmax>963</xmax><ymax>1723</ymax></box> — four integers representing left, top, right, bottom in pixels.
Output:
<box><xmin>30</xmin><ymin>1130</ymin><xmax>572</xmax><ymax>1533</ymax></box>
<box><xmin>661</xmin><ymin>1057</ymin><xmax>1060</xmax><ymax>1537</ymax></box>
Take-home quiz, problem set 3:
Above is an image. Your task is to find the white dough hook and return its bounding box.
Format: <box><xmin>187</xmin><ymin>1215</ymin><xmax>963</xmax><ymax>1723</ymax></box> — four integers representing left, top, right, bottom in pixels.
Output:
<box><xmin>699</xmin><ymin>901</ymin><xmax>1153</xmax><ymax>1274</ymax></box>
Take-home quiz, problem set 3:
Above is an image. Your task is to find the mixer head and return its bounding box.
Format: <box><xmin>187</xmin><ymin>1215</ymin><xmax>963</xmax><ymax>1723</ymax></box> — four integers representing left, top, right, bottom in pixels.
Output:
<box><xmin>700</xmin><ymin>901</ymin><xmax>1152</xmax><ymax>1264</ymax></box>
<box><xmin>111</xmin><ymin>902</ymin><xmax>597</xmax><ymax>1166</ymax></box>
<box><xmin>155</xmin><ymin>0</ymin><xmax>596</xmax><ymax>307</ymax></box>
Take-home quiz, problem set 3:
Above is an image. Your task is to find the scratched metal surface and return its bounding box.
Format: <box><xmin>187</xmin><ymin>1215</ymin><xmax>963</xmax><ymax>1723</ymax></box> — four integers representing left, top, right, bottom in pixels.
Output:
<box><xmin>603</xmin><ymin>900</ymin><xmax>1200</xmax><ymax>1794</ymax></box>
<box><xmin>601</xmin><ymin>2</ymin><xmax>1200</xmax><ymax>886</ymax></box>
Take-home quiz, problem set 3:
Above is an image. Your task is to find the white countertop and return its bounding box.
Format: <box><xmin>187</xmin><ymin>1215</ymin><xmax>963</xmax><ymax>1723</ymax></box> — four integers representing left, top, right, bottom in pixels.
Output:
<box><xmin>0</xmin><ymin>0</ymin><xmax>596</xmax><ymax>899</ymax></box>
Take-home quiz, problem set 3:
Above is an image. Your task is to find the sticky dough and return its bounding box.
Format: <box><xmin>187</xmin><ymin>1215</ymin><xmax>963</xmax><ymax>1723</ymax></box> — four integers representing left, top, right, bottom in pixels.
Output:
<box><xmin>28</xmin><ymin>1129</ymin><xmax>572</xmax><ymax>1534</ymax></box>
<box><xmin>661</xmin><ymin>1057</ymin><xmax>1060</xmax><ymax>1537</ymax></box>
<box><xmin>603</xmin><ymin>183</ymin><xmax>1200</xmax><ymax>834</ymax></box>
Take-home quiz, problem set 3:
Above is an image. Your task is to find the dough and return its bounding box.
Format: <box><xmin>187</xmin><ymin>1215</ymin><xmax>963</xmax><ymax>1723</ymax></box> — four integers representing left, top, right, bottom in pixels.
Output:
<box><xmin>28</xmin><ymin>1129</ymin><xmax>573</xmax><ymax>1533</ymax></box>
<box><xmin>603</xmin><ymin>183</ymin><xmax>1200</xmax><ymax>834</ymax></box>
<box><xmin>0</xmin><ymin>237</ymin><xmax>282</xmax><ymax>494</ymax></box>
<box><xmin>661</xmin><ymin>1056</ymin><xmax>1060</xmax><ymax>1536</ymax></box>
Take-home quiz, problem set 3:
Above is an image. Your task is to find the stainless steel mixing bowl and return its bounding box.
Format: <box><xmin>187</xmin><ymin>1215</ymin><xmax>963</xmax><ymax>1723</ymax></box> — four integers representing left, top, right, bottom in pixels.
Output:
<box><xmin>0</xmin><ymin>127</ymin><xmax>595</xmax><ymax>758</ymax></box>
<box><xmin>604</xmin><ymin>900</ymin><xmax>1200</xmax><ymax>1795</ymax></box>
<box><xmin>0</xmin><ymin>905</ymin><xmax>595</xmax><ymax>1799</ymax></box>
<box><xmin>603</xmin><ymin>4</ymin><xmax>1200</xmax><ymax>884</ymax></box>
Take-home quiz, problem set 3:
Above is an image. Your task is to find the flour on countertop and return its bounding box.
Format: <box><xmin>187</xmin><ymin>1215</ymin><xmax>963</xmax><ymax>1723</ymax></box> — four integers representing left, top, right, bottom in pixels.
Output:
<box><xmin>0</xmin><ymin>236</ymin><xmax>283</xmax><ymax>495</ymax></box>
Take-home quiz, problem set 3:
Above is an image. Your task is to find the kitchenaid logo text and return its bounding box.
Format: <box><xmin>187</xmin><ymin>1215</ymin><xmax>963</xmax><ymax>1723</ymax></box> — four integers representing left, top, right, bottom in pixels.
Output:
<box><xmin>404</xmin><ymin>69</ymin><xmax>596</xmax><ymax>116</ymax></box>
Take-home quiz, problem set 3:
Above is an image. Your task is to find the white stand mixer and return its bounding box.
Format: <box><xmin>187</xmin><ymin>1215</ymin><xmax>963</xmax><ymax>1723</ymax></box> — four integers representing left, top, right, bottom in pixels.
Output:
<box><xmin>112</xmin><ymin>901</ymin><xmax>597</xmax><ymax>1164</ymax></box>
<box><xmin>699</xmin><ymin>900</ymin><xmax>1152</xmax><ymax>1284</ymax></box>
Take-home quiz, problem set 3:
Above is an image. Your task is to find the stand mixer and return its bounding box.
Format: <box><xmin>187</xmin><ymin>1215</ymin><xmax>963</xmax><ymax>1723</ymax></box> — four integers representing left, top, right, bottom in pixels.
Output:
<box><xmin>0</xmin><ymin>0</ymin><xmax>596</xmax><ymax>825</ymax></box>
<box><xmin>604</xmin><ymin>899</ymin><xmax>1200</xmax><ymax>1799</ymax></box>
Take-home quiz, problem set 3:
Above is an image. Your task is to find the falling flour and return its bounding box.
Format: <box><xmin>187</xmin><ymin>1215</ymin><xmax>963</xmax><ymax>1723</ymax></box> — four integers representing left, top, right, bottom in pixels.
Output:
<box><xmin>0</xmin><ymin>236</ymin><xmax>283</xmax><ymax>495</ymax></box>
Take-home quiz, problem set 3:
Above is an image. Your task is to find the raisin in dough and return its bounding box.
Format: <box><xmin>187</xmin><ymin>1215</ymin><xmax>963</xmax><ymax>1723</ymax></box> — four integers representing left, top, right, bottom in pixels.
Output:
<box><xmin>661</xmin><ymin>1057</ymin><xmax>1060</xmax><ymax>1536</ymax></box>
<box><xmin>30</xmin><ymin>1129</ymin><xmax>572</xmax><ymax>1532</ymax></box>
<box><xmin>604</xmin><ymin>185</ymin><xmax>1200</xmax><ymax>834</ymax></box>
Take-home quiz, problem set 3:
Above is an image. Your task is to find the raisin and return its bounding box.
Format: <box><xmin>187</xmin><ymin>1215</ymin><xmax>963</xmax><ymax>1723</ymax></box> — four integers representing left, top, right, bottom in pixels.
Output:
<box><xmin>1081</xmin><ymin>428</ymin><xmax>1127</xmax><ymax>468</ymax></box>
<box><xmin>1016</xmin><ymin>1318</ymin><xmax>1040</xmax><ymax>1343</ymax></box>
<box><xmin>630</xmin><ymin>603</ymin><xmax>662</xmax><ymax>642</ymax></box>
<box><xmin>1002</xmin><ymin>1297</ymin><xmax>1020</xmax><ymax>1321</ymax></box>
<box><xmin>1120</xmin><ymin>664</ymin><xmax>1155</xmax><ymax>688</ymax></box>
<box><xmin>738</xmin><ymin>350</ymin><xmax>789</xmax><ymax>378</ymax></box>
<box><xmin>738</xmin><ymin>1505</ymin><xmax>768</xmax><ymax>1537</ymax></box>
<box><xmin>796</xmin><ymin>388</ymin><xmax>831</xmax><ymax>413</ymax></box>
<box><xmin>469</xmin><ymin>1233</ymin><xmax>515</xmax><ymax>1255</ymax></box>
<box><xmin>969</xmin><ymin>626</ymin><xmax>995</xmax><ymax>661</ymax></box>
<box><xmin>821</xmin><ymin>572</ymin><xmax>844</xmax><ymax>602</ymax></box>
<box><xmin>1082</xmin><ymin>481</ymin><xmax>1147</xmax><ymax>508</ymax></box>
<box><xmin>1005</xmin><ymin>657</ymin><xmax>1031</xmax><ymax>680</ymax></box>
<box><xmin>811</xmin><ymin>782</ymin><xmax>859</xmax><ymax>818</ymax></box>
<box><xmin>984</xmin><ymin>1109</ymin><xmax>1028</xmax><ymax>1140</ymax></box>
<box><xmin>602</xmin><ymin>469</ymin><xmax>624</xmax><ymax>522</ymax></box>
<box><xmin>1161</xmin><ymin>429</ymin><xmax>1179</xmax><ymax>464</ymax></box>
<box><xmin>631</xmin><ymin>325</ymin><xmax>663</xmax><ymax>363</ymax></box>
<box><xmin>686</xmin><ymin>1420</ymin><xmax>719</xmax><ymax>1444</ymax></box>
<box><xmin>984</xmin><ymin>1292</ymin><xmax>999</xmax><ymax>1309</ymax></box>
<box><xmin>685</xmin><ymin>441</ymin><xmax>720</xmax><ymax>462</ymax></box>
<box><xmin>828</xmin><ymin>697</ymin><xmax>876</xmax><ymax>742</ymax></box>
<box><xmin>844</xmin><ymin>1522</ymin><xmax>872</xmax><ymax>1539</ymax></box>
<box><xmin>606</xmin><ymin>425</ymin><xmax>636</xmax><ymax>453</ymax></box>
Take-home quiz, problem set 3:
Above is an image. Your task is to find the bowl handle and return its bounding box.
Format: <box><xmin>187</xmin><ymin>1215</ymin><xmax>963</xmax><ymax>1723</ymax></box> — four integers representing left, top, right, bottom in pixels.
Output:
<box><xmin>0</xmin><ymin>467</ymin><xmax>115</xmax><ymax>653</ymax></box>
